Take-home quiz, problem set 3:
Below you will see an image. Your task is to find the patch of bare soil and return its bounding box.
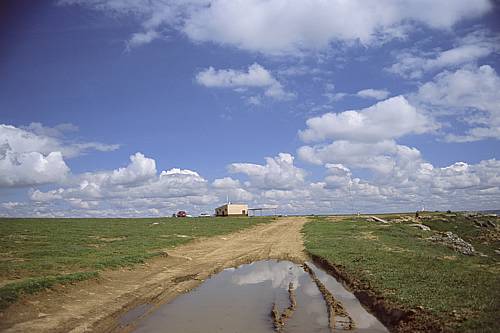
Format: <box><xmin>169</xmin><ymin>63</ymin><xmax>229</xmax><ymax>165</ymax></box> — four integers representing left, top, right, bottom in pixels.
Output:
<box><xmin>0</xmin><ymin>218</ymin><xmax>307</xmax><ymax>333</ymax></box>
<box><xmin>308</xmin><ymin>254</ymin><xmax>446</xmax><ymax>333</ymax></box>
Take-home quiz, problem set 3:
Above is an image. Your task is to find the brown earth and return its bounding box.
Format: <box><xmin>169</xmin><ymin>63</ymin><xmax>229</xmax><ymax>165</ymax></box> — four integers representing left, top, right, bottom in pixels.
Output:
<box><xmin>0</xmin><ymin>217</ymin><xmax>307</xmax><ymax>333</ymax></box>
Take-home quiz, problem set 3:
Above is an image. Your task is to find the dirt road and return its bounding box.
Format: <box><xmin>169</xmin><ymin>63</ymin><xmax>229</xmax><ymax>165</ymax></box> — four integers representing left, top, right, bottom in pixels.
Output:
<box><xmin>0</xmin><ymin>217</ymin><xmax>308</xmax><ymax>333</ymax></box>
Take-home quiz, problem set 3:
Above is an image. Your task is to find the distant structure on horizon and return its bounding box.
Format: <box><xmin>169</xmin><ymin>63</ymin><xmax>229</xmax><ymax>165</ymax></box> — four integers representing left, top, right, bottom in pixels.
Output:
<box><xmin>215</xmin><ymin>203</ymin><xmax>248</xmax><ymax>216</ymax></box>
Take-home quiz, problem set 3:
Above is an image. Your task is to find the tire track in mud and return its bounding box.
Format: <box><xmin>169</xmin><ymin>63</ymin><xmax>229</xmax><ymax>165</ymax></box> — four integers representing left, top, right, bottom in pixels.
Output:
<box><xmin>0</xmin><ymin>217</ymin><xmax>308</xmax><ymax>333</ymax></box>
<box><xmin>303</xmin><ymin>263</ymin><xmax>354</xmax><ymax>331</ymax></box>
<box><xmin>270</xmin><ymin>282</ymin><xmax>297</xmax><ymax>332</ymax></box>
<box><xmin>268</xmin><ymin>263</ymin><xmax>356</xmax><ymax>333</ymax></box>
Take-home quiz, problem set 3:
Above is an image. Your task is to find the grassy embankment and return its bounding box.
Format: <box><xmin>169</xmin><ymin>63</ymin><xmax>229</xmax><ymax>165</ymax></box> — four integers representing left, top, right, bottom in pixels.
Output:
<box><xmin>303</xmin><ymin>213</ymin><xmax>500</xmax><ymax>332</ymax></box>
<box><xmin>0</xmin><ymin>216</ymin><xmax>273</xmax><ymax>309</ymax></box>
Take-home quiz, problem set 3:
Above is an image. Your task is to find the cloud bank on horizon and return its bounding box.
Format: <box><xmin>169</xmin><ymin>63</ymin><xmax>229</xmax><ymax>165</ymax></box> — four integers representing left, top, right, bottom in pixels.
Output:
<box><xmin>1</xmin><ymin>0</ymin><xmax>500</xmax><ymax>217</ymax></box>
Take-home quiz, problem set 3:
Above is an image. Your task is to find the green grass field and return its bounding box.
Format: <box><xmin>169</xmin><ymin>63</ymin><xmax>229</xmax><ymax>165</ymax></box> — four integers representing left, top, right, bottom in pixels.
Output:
<box><xmin>303</xmin><ymin>214</ymin><xmax>500</xmax><ymax>332</ymax></box>
<box><xmin>0</xmin><ymin>216</ymin><xmax>273</xmax><ymax>309</ymax></box>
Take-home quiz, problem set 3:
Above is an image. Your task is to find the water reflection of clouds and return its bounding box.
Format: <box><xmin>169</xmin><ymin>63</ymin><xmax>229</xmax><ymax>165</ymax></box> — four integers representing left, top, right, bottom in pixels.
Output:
<box><xmin>315</xmin><ymin>269</ymin><xmax>356</xmax><ymax>299</ymax></box>
<box><xmin>231</xmin><ymin>261</ymin><xmax>304</xmax><ymax>289</ymax></box>
<box><xmin>302</xmin><ymin>277</ymin><xmax>321</xmax><ymax>297</ymax></box>
<box><xmin>133</xmin><ymin>260</ymin><xmax>388</xmax><ymax>333</ymax></box>
<box><xmin>301</xmin><ymin>277</ymin><xmax>329</xmax><ymax>326</ymax></box>
<box><xmin>309</xmin><ymin>263</ymin><xmax>388</xmax><ymax>331</ymax></box>
<box><xmin>305</xmin><ymin>298</ymin><xmax>329</xmax><ymax>327</ymax></box>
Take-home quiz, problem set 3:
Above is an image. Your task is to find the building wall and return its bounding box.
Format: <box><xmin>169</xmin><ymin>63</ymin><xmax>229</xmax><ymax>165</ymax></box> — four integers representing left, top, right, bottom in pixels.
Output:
<box><xmin>227</xmin><ymin>204</ymin><xmax>248</xmax><ymax>216</ymax></box>
<box><xmin>215</xmin><ymin>204</ymin><xmax>248</xmax><ymax>216</ymax></box>
<box><xmin>215</xmin><ymin>206</ymin><xmax>227</xmax><ymax>216</ymax></box>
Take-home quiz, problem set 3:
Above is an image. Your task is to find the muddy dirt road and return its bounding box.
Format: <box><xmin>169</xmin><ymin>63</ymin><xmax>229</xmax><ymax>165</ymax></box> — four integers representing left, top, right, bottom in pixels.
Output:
<box><xmin>0</xmin><ymin>217</ymin><xmax>307</xmax><ymax>333</ymax></box>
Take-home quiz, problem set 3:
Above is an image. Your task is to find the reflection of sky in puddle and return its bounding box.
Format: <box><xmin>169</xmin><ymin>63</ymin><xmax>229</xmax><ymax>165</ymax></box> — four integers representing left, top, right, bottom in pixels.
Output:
<box><xmin>131</xmin><ymin>260</ymin><xmax>388</xmax><ymax>333</ymax></box>
<box><xmin>287</xmin><ymin>266</ymin><xmax>330</xmax><ymax>331</ymax></box>
<box><xmin>230</xmin><ymin>260</ymin><xmax>303</xmax><ymax>290</ymax></box>
<box><xmin>308</xmin><ymin>262</ymin><xmax>388</xmax><ymax>332</ymax></box>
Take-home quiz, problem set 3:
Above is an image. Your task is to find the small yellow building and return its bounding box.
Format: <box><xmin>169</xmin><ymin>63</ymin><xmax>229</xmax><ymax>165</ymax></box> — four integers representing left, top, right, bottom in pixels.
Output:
<box><xmin>215</xmin><ymin>203</ymin><xmax>248</xmax><ymax>216</ymax></box>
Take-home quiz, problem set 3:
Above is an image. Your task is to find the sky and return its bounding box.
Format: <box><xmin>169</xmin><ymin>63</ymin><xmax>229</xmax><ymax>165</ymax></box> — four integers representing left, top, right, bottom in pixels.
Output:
<box><xmin>1</xmin><ymin>0</ymin><xmax>500</xmax><ymax>217</ymax></box>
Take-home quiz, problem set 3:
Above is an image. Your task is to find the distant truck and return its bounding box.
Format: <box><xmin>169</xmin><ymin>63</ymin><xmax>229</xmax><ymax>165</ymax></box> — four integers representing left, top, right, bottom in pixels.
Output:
<box><xmin>176</xmin><ymin>211</ymin><xmax>187</xmax><ymax>217</ymax></box>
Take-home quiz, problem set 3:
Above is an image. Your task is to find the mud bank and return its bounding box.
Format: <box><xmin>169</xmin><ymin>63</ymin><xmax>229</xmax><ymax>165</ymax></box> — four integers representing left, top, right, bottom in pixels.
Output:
<box><xmin>308</xmin><ymin>253</ymin><xmax>445</xmax><ymax>333</ymax></box>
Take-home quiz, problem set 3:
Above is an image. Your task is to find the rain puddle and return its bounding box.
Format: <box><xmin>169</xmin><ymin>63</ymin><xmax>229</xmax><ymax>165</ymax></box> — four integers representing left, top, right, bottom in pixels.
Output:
<box><xmin>127</xmin><ymin>260</ymin><xmax>388</xmax><ymax>333</ymax></box>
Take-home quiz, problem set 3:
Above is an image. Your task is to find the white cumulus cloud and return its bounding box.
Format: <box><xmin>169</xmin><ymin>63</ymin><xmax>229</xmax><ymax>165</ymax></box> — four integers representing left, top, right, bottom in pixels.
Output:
<box><xmin>196</xmin><ymin>63</ymin><xmax>294</xmax><ymax>101</ymax></box>
<box><xmin>298</xmin><ymin>140</ymin><xmax>422</xmax><ymax>175</ymax></box>
<box><xmin>183</xmin><ymin>0</ymin><xmax>492</xmax><ymax>55</ymax></box>
<box><xmin>23</xmin><ymin>152</ymin><xmax>218</xmax><ymax>216</ymax></box>
<box><xmin>228</xmin><ymin>153</ymin><xmax>306</xmax><ymax>190</ymax></box>
<box><xmin>0</xmin><ymin>123</ymin><xmax>115</xmax><ymax>187</ymax></box>
<box><xmin>415</xmin><ymin>65</ymin><xmax>500</xmax><ymax>142</ymax></box>
<box><xmin>0</xmin><ymin>123</ymin><xmax>119</xmax><ymax>159</ymax></box>
<box><xmin>0</xmin><ymin>148</ymin><xmax>69</xmax><ymax>187</ymax></box>
<box><xmin>60</xmin><ymin>0</ymin><xmax>492</xmax><ymax>55</ymax></box>
<box><xmin>212</xmin><ymin>177</ymin><xmax>241</xmax><ymax>189</ymax></box>
<box><xmin>299</xmin><ymin>96</ymin><xmax>437</xmax><ymax>143</ymax></box>
<box><xmin>83</xmin><ymin>152</ymin><xmax>157</xmax><ymax>187</ymax></box>
<box><xmin>356</xmin><ymin>89</ymin><xmax>390</xmax><ymax>100</ymax></box>
<box><xmin>388</xmin><ymin>30</ymin><xmax>500</xmax><ymax>79</ymax></box>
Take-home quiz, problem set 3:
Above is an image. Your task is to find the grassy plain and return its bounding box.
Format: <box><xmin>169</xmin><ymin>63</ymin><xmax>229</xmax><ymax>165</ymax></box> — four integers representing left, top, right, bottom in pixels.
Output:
<box><xmin>303</xmin><ymin>213</ymin><xmax>500</xmax><ymax>332</ymax></box>
<box><xmin>0</xmin><ymin>216</ymin><xmax>273</xmax><ymax>309</ymax></box>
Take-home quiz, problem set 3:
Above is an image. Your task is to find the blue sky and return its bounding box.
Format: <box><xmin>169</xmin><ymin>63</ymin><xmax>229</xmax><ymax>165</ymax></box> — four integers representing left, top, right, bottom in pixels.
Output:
<box><xmin>1</xmin><ymin>0</ymin><xmax>500</xmax><ymax>217</ymax></box>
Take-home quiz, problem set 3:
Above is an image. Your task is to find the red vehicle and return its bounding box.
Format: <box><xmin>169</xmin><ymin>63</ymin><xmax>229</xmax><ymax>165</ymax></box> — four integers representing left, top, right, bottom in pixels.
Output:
<box><xmin>176</xmin><ymin>211</ymin><xmax>187</xmax><ymax>217</ymax></box>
